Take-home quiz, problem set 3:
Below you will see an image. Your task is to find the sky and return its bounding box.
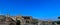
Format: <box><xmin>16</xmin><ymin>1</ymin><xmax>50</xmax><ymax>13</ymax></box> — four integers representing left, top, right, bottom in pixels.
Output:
<box><xmin>0</xmin><ymin>0</ymin><xmax>60</xmax><ymax>20</ymax></box>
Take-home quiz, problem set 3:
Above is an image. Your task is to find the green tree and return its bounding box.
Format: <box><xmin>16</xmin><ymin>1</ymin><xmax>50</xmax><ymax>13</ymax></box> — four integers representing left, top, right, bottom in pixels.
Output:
<box><xmin>54</xmin><ymin>21</ymin><xmax>60</xmax><ymax>24</ymax></box>
<box><xmin>58</xmin><ymin>17</ymin><xmax>60</xmax><ymax>19</ymax></box>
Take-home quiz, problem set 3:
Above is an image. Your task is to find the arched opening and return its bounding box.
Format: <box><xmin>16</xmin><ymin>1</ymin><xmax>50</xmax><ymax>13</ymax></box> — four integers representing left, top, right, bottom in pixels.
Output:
<box><xmin>16</xmin><ymin>20</ymin><xmax>21</xmax><ymax>25</ymax></box>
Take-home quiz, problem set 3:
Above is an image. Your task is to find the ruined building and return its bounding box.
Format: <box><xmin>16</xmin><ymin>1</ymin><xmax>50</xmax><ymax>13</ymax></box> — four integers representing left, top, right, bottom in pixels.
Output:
<box><xmin>15</xmin><ymin>16</ymin><xmax>32</xmax><ymax>25</ymax></box>
<box><xmin>9</xmin><ymin>16</ymin><xmax>32</xmax><ymax>25</ymax></box>
<box><xmin>0</xmin><ymin>15</ymin><xmax>16</xmax><ymax>25</ymax></box>
<box><xmin>0</xmin><ymin>15</ymin><xmax>32</xmax><ymax>25</ymax></box>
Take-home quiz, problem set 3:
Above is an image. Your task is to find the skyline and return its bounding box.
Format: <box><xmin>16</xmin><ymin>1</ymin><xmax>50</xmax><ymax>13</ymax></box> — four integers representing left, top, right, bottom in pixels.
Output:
<box><xmin>0</xmin><ymin>0</ymin><xmax>60</xmax><ymax>20</ymax></box>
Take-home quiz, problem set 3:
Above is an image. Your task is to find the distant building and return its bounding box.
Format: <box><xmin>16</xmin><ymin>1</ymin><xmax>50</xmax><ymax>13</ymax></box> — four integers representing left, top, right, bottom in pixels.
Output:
<box><xmin>38</xmin><ymin>20</ymin><xmax>53</xmax><ymax>25</ymax></box>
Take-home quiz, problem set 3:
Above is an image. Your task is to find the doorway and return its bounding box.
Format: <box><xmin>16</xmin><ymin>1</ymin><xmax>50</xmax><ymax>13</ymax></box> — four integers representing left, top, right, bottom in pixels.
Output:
<box><xmin>16</xmin><ymin>20</ymin><xmax>21</xmax><ymax>25</ymax></box>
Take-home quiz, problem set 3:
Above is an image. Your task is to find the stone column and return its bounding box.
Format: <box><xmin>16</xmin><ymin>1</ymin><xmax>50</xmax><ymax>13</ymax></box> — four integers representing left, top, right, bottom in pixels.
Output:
<box><xmin>21</xmin><ymin>18</ymin><xmax>25</xmax><ymax>25</ymax></box>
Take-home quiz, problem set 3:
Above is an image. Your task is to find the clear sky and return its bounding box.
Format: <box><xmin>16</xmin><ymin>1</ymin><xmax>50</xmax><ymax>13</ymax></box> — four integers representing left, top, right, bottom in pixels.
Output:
<box><xmin>0</xmin><ymin>0</ymin><xmax>60</xmax><ymax>20</ymax></box>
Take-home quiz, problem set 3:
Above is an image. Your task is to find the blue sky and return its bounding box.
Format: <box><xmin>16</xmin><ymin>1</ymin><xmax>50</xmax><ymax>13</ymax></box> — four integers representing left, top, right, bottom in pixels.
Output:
<box><xmin>0</xmin><ymin>0</ymin><xmax>60</xmax><ymax>20</ymax></box>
